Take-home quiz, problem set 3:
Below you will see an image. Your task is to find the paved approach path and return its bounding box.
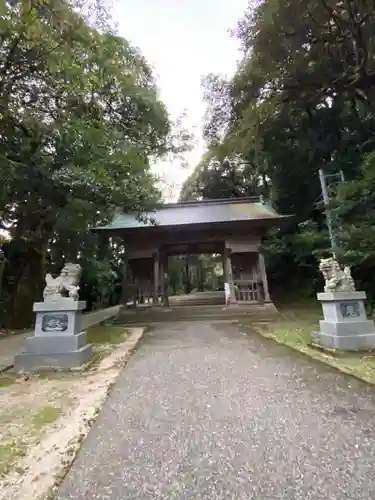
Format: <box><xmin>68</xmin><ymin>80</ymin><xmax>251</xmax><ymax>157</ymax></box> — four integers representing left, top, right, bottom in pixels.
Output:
<box><xmin>57</xmin><ymin>321</ymin><xmax>375</xmax><ymax>499</ymax></box>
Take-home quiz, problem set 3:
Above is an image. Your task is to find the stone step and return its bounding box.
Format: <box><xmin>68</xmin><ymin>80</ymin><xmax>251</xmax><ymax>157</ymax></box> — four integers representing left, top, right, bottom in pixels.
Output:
<box><xmin>169</xmin><ymin>292</ymin><xmax>225</xmax><ymax>307</ymax></box>
<box><xmin>168</xmin><ymin>299</ymin><xmax>225</xmax><ymax>307</ymax></box>
<box><xmin>115</xmin><ymin>304</ymin><xmax>278</xmax><ymax>325</ymax></box>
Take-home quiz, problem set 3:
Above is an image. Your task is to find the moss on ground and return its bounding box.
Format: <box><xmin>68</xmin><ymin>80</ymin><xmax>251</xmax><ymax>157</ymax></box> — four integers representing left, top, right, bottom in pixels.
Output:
<box><xmin>246</xmin><ymin>301</ymin><xmax>375</xmax><ymax>385</ymax></box>
<box><xmin>32</xmin><ymin>405</ymin><xmax>62</xmax><ymax>430</ymax></box>
<box><xmin>0</xmin><ymin>375</ymin><xmax>17</xmax><ymax>388</ymax></box>
<box><xmin>0</xmin><ymin>441</ymin><xmax>26</xmax><ymax>477</ymax></box>
<box><xmin>0</xmin><ymin>327</ymin><xmax>135</xmax><ymax>487</ymax></box>
<box><xmin>86</xmin><ymin>346</ymin><xmax>113</xmax><ymax>371</ymax></box>
<box><xmin>87</xmin><ymin>325</ymin><xmax>128</xmax><ymax>345</ymax></box>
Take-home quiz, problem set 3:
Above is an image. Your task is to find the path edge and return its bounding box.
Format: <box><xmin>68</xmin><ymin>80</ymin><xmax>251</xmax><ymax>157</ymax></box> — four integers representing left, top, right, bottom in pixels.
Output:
<box><xmin>242</xmin><ymin>323</ymin><xmax>375</xmax><ymax>388</ymax></box>
<box><xmin>2</xmin><ymin>326</ymin><xmax>146</xmax><ymax>500</ymax></box>
<box><xmin>49</xmin><ymin>326</ymin><xmax>146</xmax><ymax>498</ymax></box>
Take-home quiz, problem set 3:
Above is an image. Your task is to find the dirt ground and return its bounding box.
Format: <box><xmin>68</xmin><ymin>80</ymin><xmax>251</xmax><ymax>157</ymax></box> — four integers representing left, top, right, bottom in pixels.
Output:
<box><xmin>0</xmin><ymin>326</ymin><xmax>144</xmax><ymax>500</ymax></box>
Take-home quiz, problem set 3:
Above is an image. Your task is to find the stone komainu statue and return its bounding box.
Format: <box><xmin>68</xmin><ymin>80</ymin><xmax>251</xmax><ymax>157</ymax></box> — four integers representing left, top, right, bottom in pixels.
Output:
<box><xmin>319</xmin><ymin>257</ymin><xmax>355</xmax><ymax>293</ymax></box>
<box><xmin>43</xmin><ymin>263</ymin><xmax>81</xmax><ymax>301</ymax></box>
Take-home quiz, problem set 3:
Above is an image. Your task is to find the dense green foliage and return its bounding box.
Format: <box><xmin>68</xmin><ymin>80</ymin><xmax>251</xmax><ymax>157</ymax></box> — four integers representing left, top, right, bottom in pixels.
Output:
<box><xmin>167</xmin><ymin>255</ymin><xmax>224</xmax><ymax>296</ymax></box>
<box><xmin>0</xmin><ymin>0</ymin><xmax>174</xmax><ymax>328</ymax></box>
<box><xmin>182</xmin><ymin>0</ymin><xmax>375</xmax><ymax>302</ymax></box>
<box><xmin>2</xmin><ymin>0</ymin><xmax>375</xmax><ymax>324</ymax></box>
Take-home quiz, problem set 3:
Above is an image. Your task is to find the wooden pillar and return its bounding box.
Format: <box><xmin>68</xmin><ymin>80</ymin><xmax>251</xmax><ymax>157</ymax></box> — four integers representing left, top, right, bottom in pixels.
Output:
<box><xmin>159</xmin><ymin>258</ymin><xmax>165</xmax><ymax>302</ymax></box>
<box><xmin>258</xmin><ymin>251</ymin><xmax>271</xmax><ymax>302</ymax></box>
<box><xmin>133</xmin><ymin>275</ymin><xmax>138</xmax><ymax>307</ymax></box>
<box><xmin>222</xmin><ymin>253</ymin><xmax>227</xmax><ymax>281</ymax></box>
<box><xmin>126</xmin><ymin>261</ymin><xmax>137</xmax><ymax>307</ymax></box>
<box><xmin>164</xmin><ymin>254</ymin><xmax>170</xmax><ymax>307</ymax></box>
<box><xmin>120</xmin><ymin>253</ymin><xmax>128</xmax><ymax>305</ymax></box>
<box><xmin>153</xmin><ymin>250</ymin><xmax>160</xmax><ymax>305</ymax></box>
<box><xmin>224</xmin><ymin>247</ymin><xmax>236</xmax><ymax>304</ymax></box>
<box><xmin>160</xmin><ymin>253</ymin><xmax>170</xmax><ymax>307</ymax></box>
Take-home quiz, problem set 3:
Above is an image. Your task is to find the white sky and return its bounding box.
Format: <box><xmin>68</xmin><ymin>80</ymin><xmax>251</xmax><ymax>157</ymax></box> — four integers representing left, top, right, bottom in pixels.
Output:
<box><xmin>113</xmin><ymin>0</ymin><xmax>248</xmax><ymax>200</ymax></box>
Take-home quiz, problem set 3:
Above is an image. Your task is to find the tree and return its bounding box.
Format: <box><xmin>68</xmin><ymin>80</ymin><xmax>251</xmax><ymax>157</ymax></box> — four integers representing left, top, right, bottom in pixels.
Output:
<box><xmin>181</xmin><ymin>150</ymin><xmax>270</xmax><ymax>201</ymax></box>
<box><xmin>191</xmin><ymin>0</ymin><xmax>375</xmax><ymax>300</ymax></box>
<box><xmin>336</xmin><ymin>152</ymin><xmax>375</xmax><ymax>265</ymax></box>
<box><xmin>0</xmin><ymin>0</ymin><xmax>172</xmax><ymax>327</ymax></box>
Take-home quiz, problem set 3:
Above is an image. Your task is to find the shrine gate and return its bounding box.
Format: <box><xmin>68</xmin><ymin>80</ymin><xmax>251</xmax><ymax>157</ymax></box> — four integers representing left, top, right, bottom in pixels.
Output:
<box><xmin>94</xmin><ymin>197</ymin><xmax>290</xmax><ymax>308</ymax></box>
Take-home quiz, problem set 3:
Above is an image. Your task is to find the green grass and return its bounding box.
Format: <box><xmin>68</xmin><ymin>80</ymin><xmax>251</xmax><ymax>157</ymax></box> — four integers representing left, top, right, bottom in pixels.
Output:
<box><xmin>87</xmin><ymin>325</ymin><xmax>128</xmax><ymax>345</ymax></box>
<box><xmin>247</xmin><ymin>300</ymin><xmax>375</xmax><ymax>385</ymax></box>
<box><xmin>269</xmin><ymin>303</ymin><xmax>321</xmax><ymax>347</ymax></box>
<box><xmin>0</xmin><ymin>375</ymin><xmax>17</xmax><ymax>388</ymax></box>
<box><xmin>0</xmin><ymin>441</ymin><xmax>26</xmax><ymax>477</ymax></box>
<box><xmin>86</xmin><ymin>346</ymin><xmax>113</xmax><ymax>371</ymax></box>
<box><xmin>32</xmin><ymin>405</ymin><xmax>62</xmax><ymax>430</ymax></box>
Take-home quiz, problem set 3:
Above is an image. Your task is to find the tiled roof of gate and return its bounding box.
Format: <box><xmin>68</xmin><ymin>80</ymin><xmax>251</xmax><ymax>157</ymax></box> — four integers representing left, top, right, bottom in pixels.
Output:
<box><xmin>94</xmin><ymin>197</ymin><xmax>290</xmax><ymax>231</ymax></box>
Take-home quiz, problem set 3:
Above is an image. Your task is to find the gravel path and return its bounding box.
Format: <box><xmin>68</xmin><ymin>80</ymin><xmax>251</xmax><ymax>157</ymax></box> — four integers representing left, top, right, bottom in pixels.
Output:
<box><xmin>56</xmin><ymin>321</ymin><xmax>375</xmax><ymax>499</ymax></box>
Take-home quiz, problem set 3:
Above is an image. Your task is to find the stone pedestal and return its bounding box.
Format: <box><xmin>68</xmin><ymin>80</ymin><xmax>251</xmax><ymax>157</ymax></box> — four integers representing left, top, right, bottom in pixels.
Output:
<box><xmin>14</xmin><ymin>300</ymin><xmax>92</xmax><ymax>372</ymax></box>
<box><xmin>317</xmin><ymin>291</ymin><xmax>375</xmax><ymax>351</ymax></box>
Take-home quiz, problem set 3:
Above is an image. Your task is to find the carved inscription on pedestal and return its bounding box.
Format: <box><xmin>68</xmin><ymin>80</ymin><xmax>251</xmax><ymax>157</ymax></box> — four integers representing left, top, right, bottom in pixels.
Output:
<box><xmin>42</xmin><ymin>313</ymin><xmax>69</xmax><ymax>332</ymax></box>
<box><xmin>340</xmin><ymin>302</ymin><xmax>360</xmax><ymax>318</ymax></box>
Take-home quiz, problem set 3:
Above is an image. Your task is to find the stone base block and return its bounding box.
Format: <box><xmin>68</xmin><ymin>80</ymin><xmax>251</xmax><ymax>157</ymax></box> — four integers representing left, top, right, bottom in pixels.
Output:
<box><xmin>318</xmin><ymin>332</ymin><xmax>375</xmax><ymax>351</ymax></box>
<box><xmin>14</xmin><ymin>344</ymin><xmax>92</xmax><ymax>372</ymax></box>
<box><xmin>24</xmin><ymin>331</ymin><xmax>88</xmax><ymax>354</ymax></box>
<box><xmin>320</xmin><ymin>320</ymin><xmax>375</xmax><ymax>337</ymax></box>
<box><xmin>317</xmin><ymin>290</ymin><xmax>375</xmax><ymax>351</ymax></box>
<box><xmin>318</xmin><ymin>294</ymin><xmax>367</xmax><ymax>323</ymax></box>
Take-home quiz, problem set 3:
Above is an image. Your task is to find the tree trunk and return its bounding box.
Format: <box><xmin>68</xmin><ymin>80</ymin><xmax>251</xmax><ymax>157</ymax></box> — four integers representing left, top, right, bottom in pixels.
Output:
<box><xmin>7</xmin><ymin>239</ymin><xmax>48</xmax><ymax>329</ymax></box>
<box><xmin>0</xmin><ymin>257</ymin><xmax>7</xmax><ymax>296</ymax></box>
